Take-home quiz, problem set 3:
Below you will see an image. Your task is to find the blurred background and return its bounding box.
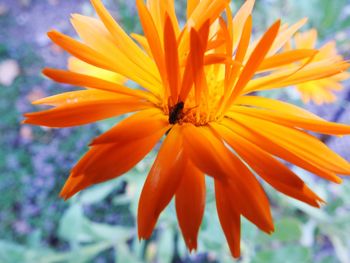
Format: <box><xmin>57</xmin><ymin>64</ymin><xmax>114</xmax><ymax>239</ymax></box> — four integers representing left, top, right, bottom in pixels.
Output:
<box><xmin>0</xmin><ymin>0</ymin><xmax>350</xmax><ymax>262</ymax></box>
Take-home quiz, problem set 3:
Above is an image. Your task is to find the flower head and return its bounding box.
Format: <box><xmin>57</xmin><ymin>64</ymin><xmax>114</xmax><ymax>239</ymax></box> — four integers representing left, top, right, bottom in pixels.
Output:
<box><xmin>24</xmin><ymin>0</ymin><xmax>350</xmax><ymax>258</ymax></box>
<box><xmin>290</xmin><ymin>29</ymin><xmax>350</xmax><ymax>104</ymax></box>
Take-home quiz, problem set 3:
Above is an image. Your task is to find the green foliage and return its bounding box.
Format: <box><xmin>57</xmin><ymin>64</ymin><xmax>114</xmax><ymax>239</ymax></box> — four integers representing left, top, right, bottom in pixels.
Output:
<box><xmin>252</xmin><ymin>246</ymin><xmax>311</xmax><ymax>263</ymax></box>
<box><xmin>1</xmin><ymin>0</ymin><xmax>350</xmax><ymax>262</ymax></box>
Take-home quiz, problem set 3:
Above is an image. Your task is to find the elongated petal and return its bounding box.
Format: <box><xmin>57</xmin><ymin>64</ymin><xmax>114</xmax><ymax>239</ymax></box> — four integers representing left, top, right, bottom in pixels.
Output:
<box><xmin>212</xmin><ymin>123</ymin><xmax>323</xmax><ymax>207</ymax></box>
<box><xmin>90</xmin><ymin>0</ymin><xmax>161</xmax><ymax>85</ymax></box>
<box><xmin>70</xmin><ymin>14</ymin><xmax>161</xmax><ymax>93</ymax></box>
<box><xmin>244</xmin><ymin>60</ymin><xmax>349</xmax><ymax>94</ymax></box>
<box><xmin>232</xmin><ymin>112</ymin><xmax>350</xmax><ymax>174</ymax></box>
<box><xmin>32</xmin><ymin>89</ymin><xmax>128</xmax><ymax>107</ymax></box>
<box><xmin>188</xmin><ymin>0</ymin><xmax>230</xmax><ymax>31</ymax></box>
<box><xmin>164</xmin><ymin>15</ymin><xmax>180</xmax><ymax>102</ymax></box>
<box><xmin>229</xmin><ymin>106</ymin><xmax>350</xmax><ymax>135</ymax></box>
<box><xmin>258</xmin><ymin>49</ymin><xmax>318</xmax><ymax>71</ymax></box>
<box><xmin>131</xmin><ymin>33</ymin><xmax>152</xmax><ymax>56</ymax></box>
<box><xmin>268</xmin><ymin>18</ymin><xmax>308</xmax><ymax>55</ymax></box>
<box><xmin>138</xmin><ymin>126</ymin><xmax>185</xmax><ymax>239</ymax></box>
<box><xmin>147</xmin><ymin>0</ymin><xmax>180</xmax><ymax>39</ymax></box>
<box><xmin>24</xmin><ymin>98</ymin><xmax>151</xmax><ymax>127</ymax></box>
<box><xmin>181</xmin><ymin>124</ymin><xmax>228</xmax><ymax>181</ymax></box>
<box><xmin>224</xmin><ymin>15</ymin><xmax>251</xmax><ymax>96</ymax></box>
<box><xmin>179</xmin><ymin>0</ymin><xmax>229</xmax><ymax>57</ymax></box>
<box><xmin>48</xmin><ymin>31</ymin><xmax>117</xmax><ymax>73</ymax></box>
<box><xmin>42</xmin><ymin>68</ymin><xmax>155</xmax><ymax>102</ymax></box>
<box><xmin>136</xmin><ymin>0</ymin><xmax>166</xmax><ymax>84</ymax></box>
<box><xmin>187</xmin><ymin>0</ymin><xmax>199</xmax><ymax>18</ymax></box>
<box><xmin>227</xmin><ymin>20</ymin><xmax>280</xmax><ymax>104</ymax></box>
<box><xmin>234</xmin><ymin>95</ymin><xmax>324</xmax><ymax>120</ymax></box>
<box><xmin>60</xmin><ymin>118</ymin><xmax>169</xmax><ymax>199</ymax></box>
<box><xmin>234</xmin><ymin>15</ymin><xmax>252</xmax><ymax>64</ymax></box>
<box><xmin>91</xmin><ymin>108</ymin><xmax>168</xmax><ymax>144</ymax></box>
<box><xmin>215</xmin><ymin>180</ymin><xmax>241</xmax><ymax>258</ymax></box>
<box><xmin>175</xmin><ymin>161</ymin><xmax>205</xmax><ymax>251</ymax></box>
<box><xmin>68</xmin><ymin>57</ymin><xmax>125</xmax><ymax>84</ymax></box>
<box><xmin>222</xmin><ymin>118</ymin><xmax>344</xmax><ymax>182</ymax></box>
<box><xmin>247</xmin><ymin>18</ymin><xmax>307</xmax><ymax>57</ymax></box>
<box><xmin>231</xmin><ymin>0</ymin><xmax>255</xmax><ymax>51</ymax></box>
<box><xmin>182</xmin><ymin>124</ymin><xmax>274</xmax><ymax>232</ymax></box>
<box><xmin>190</xmin><ymin>28</ymin><xmax>208</xmax><ymax>105</ymax></box>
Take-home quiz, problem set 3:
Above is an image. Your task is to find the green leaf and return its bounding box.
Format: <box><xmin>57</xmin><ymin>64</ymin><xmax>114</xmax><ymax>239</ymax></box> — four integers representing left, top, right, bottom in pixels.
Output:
<box><xmin>252</xmin><ymin>246</ymin><xmax>311</xmax><ymax>263</ymax></box>
<box><xmin>115</xmin><ymin>243</ymin><xmax>142</xmax><ymax>263</ymax></box>
<box><xmin>0</xmin><ymin>241</ymin><xmax>35</xmax><ymax>263</ymax></box>
<box><xmin>44</xmin><ymin>242</ymin><xmax>111</xmax><ymax>263</ymax></box>
<box><xmin>271</xmin><ymin>218</ymin><xmax>302</xmax><ymax>242</ymax></box>
<box><xmin>80</xmin><ymin>180</ymin><xmax>119</xmax><ymax>205</ymax></box>
<box><xmin>58</xmin><ymin>204</ymin><xmax>91</xmax><ymax>243</ymax></box>
<box><xmin>82</xmin><ymin>220</ymin><xmax>133</xmax><ymax>242</ymax></box>
<box><xmin>0</xmin><ymin>240</ymin><xmax>55</xmax><ymax>263</ymax></box>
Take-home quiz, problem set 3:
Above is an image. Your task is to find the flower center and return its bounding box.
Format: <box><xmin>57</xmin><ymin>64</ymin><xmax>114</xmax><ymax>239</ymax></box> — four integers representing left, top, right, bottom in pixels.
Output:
<box><xmin>165</xmin><ymin>66</ymin><xmax>226</xmax><ymax>126</ymax></box>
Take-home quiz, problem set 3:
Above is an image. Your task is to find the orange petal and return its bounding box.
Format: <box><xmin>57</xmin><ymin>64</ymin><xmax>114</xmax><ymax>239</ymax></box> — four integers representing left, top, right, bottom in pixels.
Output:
<box><xmin>258</xmin><ymin>49</ymin><xmax>318</xmax><ymax>72</ymax></box>
<box><xmin>90</xmin><ymin>0</ymin><xmax>161</xmax><ymax>85</ymax></box>
<box><xmin>131</xmin><ymin>33</ymin><xmax>152</xmax><ymax>56</ymax></box>
<box><xmin>23</xmin><ymin>98</ymin><xmax>151</xmax><ymax>127</ymax></box>
<box><xmin>181</xmin><ymin>124</ymin><xmax>228</xmax><ymax>181</ymax></box>
<box><xmin>227</xmin><ymin>20</ymin><xmax>280</xmax><ymax>105</ymax></box>
<box><xmin>164</xmin><ymin>15</ymin><xmax>180</xmax><ymax>102</ymax></box>
<box><xmin>187</xmin><ymin>0</ymin><xmax>199</xmax><ymax>18</ymax></box>
<box><xmin>244</xmin><ymin>60</ymin><xmax>349</xmax><ymax>94</ymax></box>
<box><xmin>32</xmin><ymin>89</ymin><xmax>127</xmax><ymax>107</ymax></box>
<box><xmin>42</xmin><ymin>68</ymin><xmax>156</xmax><ymax>103</ymax></box>
<box><xmin>294</xmin><ymin>28</ymin><xmax>317</xmax><ymax>50</ymax></box>
<box><xmin>231</xmin><ymin>113</ymin><xmax>350</xmax><ymax>175</ymax></box>
<box><xmin>231</xmin><ymin>0</ymin><xmax>255</xmax><ymax>52</ymax></box>
<box><xmin>230</xmin><ymin>105</ymin><xmax>350</xmax><ymax>135</ymax></box>
<box><xmin>234</xmin><ymin>15</ymin><xmax>252</xmax><ymax>64</ymax></box>
<box><xmin>138</xmin><ymin>125</ymin><xmax>185</xmax><ymax>239</ymax></box>
<box><xmin>90</xmin><ymin>108</ymin><xmax>168</xmax><ymax>145</ymax></box>
<box><xmin>175</xmin><ymin>161</ymin><xmax>205</xmax><ymax>251</ymax></box>
<box><xmin>222</xmin><ymin>118</ymin><xmax>343</xmax><ymax>182</ymax></box>
<box><xmin>47</xmin><ymin>30</ymin><xmax>116</xmax><ymax>73</ymax></box>
<box><xmin>147</xmin><ymin>0</ymin><xmax>180</xmax><ymax>39</ymax></box>
<box><xmin>190</xmin><ymin>28</ymin><xmax>208</xmax><ymax>106</ymax></box>
<box><xmin>67</xmin><ymin>57</ymin><xmax>126</xmax><ymax>84</ymax></box>
<box><xmin>182</xmin><ymin>124</ymin><xmax>274</xmax><ymax>232</ymax></box>
<box><xmin>234</xmin><ymin>95</ymin><xmax>324</xmax><ymax>120</ymax></box>
<box><xmin>136</xmin><ymin>0</ymin><xmax>166</xmax><ymax>85</ymax></box>
<box><xmin>179</xmin><ymin>0</ymin><xmax>229</xmax><ymax>57</ymax></box>
<box><xmin>212</xmin><ymin>123</ymin><xmax>324</xmax><ymax>207</ymax></box>
<box><xmin>267</xmin><ymin>18</ymin><xmax>308</xmax><ymax>56</ymax></box>
<box><xmin>70</xmin><ymin>13</ymin><xmax>161</xmax><ymax>93</ymax></box>
<box><xmin>224</xmin><ymin>15</ymin><xmax>252</xmax><ymax>95</ymax></box>
<box><xmin>60</xmin><ymin>119</ymin><xmax>168</xmax><ymax>199</ymax></box>
<box><xmin>215</xmin><ymin>180</ymin><xmax>241</xmax><ymax>258</ymax></box>
<box><xmin>187</xmin><ymin>0</ymin><xmax>229</xmax><ymax>31</ymax></box>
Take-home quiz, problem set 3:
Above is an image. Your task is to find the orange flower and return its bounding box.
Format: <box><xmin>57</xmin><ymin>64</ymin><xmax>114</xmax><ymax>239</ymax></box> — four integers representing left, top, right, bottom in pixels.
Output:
<box><xmin>290</xmin><ymin>29</ymin><xmax>350</xmax><ymax>104</ymax></box>
<box><xmin>24</xmin><ymin>0</ymin><xmax>350</xmax><ymax>258</ymax></box>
